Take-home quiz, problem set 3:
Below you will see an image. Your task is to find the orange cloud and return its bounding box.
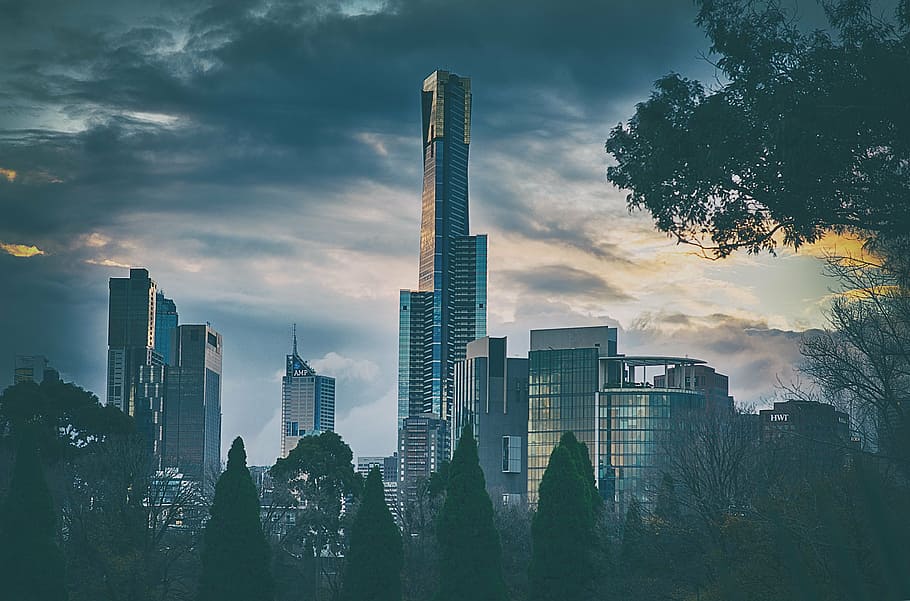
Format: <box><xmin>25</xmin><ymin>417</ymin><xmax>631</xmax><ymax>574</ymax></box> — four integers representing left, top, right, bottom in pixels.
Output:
<box><xmin>803</xmin><ymin>232</ymin><xmax>868</xmax><ymax>258</ymax></box>
<box><xmin>0</xmin><ymin>167</ymin><xmax>16</xmax><ymax>182</ymax></box>
<box><xmin>0</xmin><ymin>242</ymin><xmax>45</xmax><ymax>257</ymax></box>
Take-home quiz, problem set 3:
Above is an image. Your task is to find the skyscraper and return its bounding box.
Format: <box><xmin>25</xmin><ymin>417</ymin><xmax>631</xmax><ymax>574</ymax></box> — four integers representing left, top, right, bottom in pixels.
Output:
<box><xmin>13</xmin><ymin>355</ymin><xmax>57</xmax><ymax>385</ymax></box>
<box><xmin>163</xmin><ymin>324</ymin><xmax>223</xmax><ymax>489</ymax></box>
<box><xmin>154</xmin><ymin>292</ymin><xmax>178</xmax><ymax>365</ymax></box>
<box><xmin>280</xmin><ymin>330</ymin><xmax>335</xmax><ymax>458</ymax></box>
<box><xmin>107</xmin><ymin>268</ymin><xmax>165</xmax><ymax>464</ymax></box>
<box><xmin>398</xmin><ymin>70</ymin><xmax>487</xmax><ymax>453</ymax></box>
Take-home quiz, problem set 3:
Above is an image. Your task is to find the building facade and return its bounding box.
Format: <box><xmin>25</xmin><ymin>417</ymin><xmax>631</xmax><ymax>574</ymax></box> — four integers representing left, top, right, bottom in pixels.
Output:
<box><xmin>107</xmin><ymin>268</ymin><xmax>166</xmax><ymax>464</ymax></box>
<box><xmin>154</xmin><ymin>292</ymin><xmax>178</xmax><ymax>366</ymax></box>
<box><xmin>163</xmin><ymin>324</ymin><xmax>223</xmax><ymax>489</ymax></box>
<box><xmin>280</xmin><ymin>335</ymin><xmax>335</xmax><ymax>458</ymax></box>
<box><xmin>453</xmin><ymin>337</ymin><xmax>529</xmax><ymax>506</ymax></box>
<box><xmin>527</xmin><ymin>326</ymin><xmax>617</xmax><ymax>504</ymax></box>
<box><xmin>398</xmin><ymin>414</ymin><xmax>448</xmax><ymax>507</ymax></box>
<box><xmin>654</xmin><ymin>364</ymin><xmax>734</xmax><ymax>412</ymax></box>
<box><xmin>397</xmin><ymin>70</ymin><xmax>487</xmax><ymax>441</ymax></box>
<box><xmin>759</xmin><ymin>400</ymin><xmax>850</xmax><ymax>470</ymax></box>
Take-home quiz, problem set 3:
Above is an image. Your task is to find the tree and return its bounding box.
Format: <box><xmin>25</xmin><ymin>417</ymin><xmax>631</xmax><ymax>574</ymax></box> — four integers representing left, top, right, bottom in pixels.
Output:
<box><xmin>341</xmin><ymin>467</ymin><xmax>402</xmax><ymax>601</ymax></box>
<box><xmin>435</xmin><ymin>425</ymin><xmax>507</xmax><ymax>601</ymax></box>
<box><xmin>198</xmin><ymin>437</ymin><xmax>273</xmax><ymax>601</ymax></box>
<box><xmin>529</xmin><ymin>433</ymin><xmax>597</xmax><ymax>601</ymax></box>
<box><xmin>0</xmin><ymin>431</ymin><xmax>68</xmax><ymax>600</ymax></box>
<box><xmin>270</xmin><ymin>431</ymin><xmax>359</xmax><ymax>600</ymax></box>
<box><xmin>606</xmin><ymin>0</ymin><xmax>910</xmax><ymax>257</ymax></box>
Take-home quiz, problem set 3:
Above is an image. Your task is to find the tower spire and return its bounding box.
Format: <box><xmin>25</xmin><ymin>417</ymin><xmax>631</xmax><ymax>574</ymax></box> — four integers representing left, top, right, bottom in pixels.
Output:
<box><xmin>292</xmin><ymin>323</ymin><xmax>298</xmax><ymax>356</ymax></box>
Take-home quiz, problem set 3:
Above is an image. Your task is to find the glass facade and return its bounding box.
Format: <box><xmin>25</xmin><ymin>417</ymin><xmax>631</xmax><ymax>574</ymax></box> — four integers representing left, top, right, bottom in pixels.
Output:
<box><xmin>154</xmin><ymin>292</ymin><xmax>178</xmax><ymax>366</ymax></box>
<box><xmin>163</xmin><ymin>324</ymin><xmax>223</xmax><ymax>491</ymax></box>
<box><xmin>398</xmin><ymin>70</ymin><xmax>487</xmax><ymax>465</ymax></box>
<box><xmin>527</xmin><ymin>347</ymin><xmax>600</xmax><ymax>505</ymax></box>
<box><xmin>602</xmin><ymin>388</ymin><xmax>705</xmax><ymax>511</ymax></box>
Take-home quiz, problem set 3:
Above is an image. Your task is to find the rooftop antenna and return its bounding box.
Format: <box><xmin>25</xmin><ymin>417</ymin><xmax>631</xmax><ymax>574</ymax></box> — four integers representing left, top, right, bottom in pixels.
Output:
<box><xmin>292</xmin><ymin>323</ymin><xmax>298</xmax><ymax>356</ymax></box>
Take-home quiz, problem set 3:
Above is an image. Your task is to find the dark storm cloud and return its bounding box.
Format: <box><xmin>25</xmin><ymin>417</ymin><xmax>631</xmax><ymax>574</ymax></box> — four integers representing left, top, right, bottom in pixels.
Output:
<box><xmin>503</xmin><ymin>264</ymin><xmax>633</xmax><ymax>302</ymax></box>
<box><xmin>0</xmin><ymin>0</ymin><xmax>720</xmax><ymax>462</ymax></box>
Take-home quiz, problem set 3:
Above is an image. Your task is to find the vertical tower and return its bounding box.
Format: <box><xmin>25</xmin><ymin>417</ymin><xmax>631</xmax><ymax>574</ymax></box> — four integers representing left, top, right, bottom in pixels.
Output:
<box><xmin>280</xmin><ymin>327</ymin><xmax>336</xmax><ymax>458</ymax></box>
<box><xmin>154</xmin><ymin>292</ymin><xmax>178</xmax><ymax>366</ymax></box>
<box><xmin>163</xmin><ymin>324</ymin><xmax>223</xmax><ymax>490</ymax></box>
<box><xmin>398</xmin><ymin>71</ymin><xmax>487</xmax><ymax>461</ymax></box>
<box><xmin>107</xmin><ymin>268</ymin><xmax>164</xmax><ymax>465</ymax></box>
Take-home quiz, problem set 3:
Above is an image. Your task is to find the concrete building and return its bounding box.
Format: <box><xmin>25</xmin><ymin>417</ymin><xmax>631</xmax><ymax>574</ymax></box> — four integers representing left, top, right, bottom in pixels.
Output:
<box><xmin>654</xmin><ymin>364</ymin><xmax>734</xmax><ymax>412</ymax></box>
<box><xmin>398</xmin><ymin>414</ymin><xmax>448</xmax><ymax>507</ymax></box>
<box><xmin>163</xmin><ymin>324</ymin><xmax>223</xmax><ymax>490</ymax></box>
<box><xmin>453</xmin><ymin>336</ymin><xmax>528</xmax><ymax>506</ymax></box>
<box><xmin>356</xmin><ymin>453</ymin><xmax>398</xmax><ymax>482</ymax></box>
<box><xmin>280</xmin><ymin>330</ymin><xmax>335</xmax><ymax>458</ymax></box>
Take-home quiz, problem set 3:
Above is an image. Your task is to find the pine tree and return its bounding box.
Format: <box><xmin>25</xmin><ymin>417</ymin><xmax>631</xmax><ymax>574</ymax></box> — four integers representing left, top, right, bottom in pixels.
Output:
<box><xmin>342</xmin><ymin>467</ymin><xmax>402</xmax><ymax>601</ymax></box>
<box><xmin>529</xmin><ymin>435</ymin><xmax>596</xmax><ymax>601</ymax></box>
<box><xmin>436</xmin><ymin>425</ymin><xmax>507</xmax><ymax>601</ymax></box>
<box><xmin>198</xmin><ymin>437</ymin><xmax>273</xmax><ymax>601</ymax></box>
<box><xmin>0</xmin><ymin>432</ymin><xmax>68</xmax><ymax>600</ymax></box>
<box><xmin>559</xmin><ymin>431</ymin><xmax>600</xmax><ymax>509</ymax></box>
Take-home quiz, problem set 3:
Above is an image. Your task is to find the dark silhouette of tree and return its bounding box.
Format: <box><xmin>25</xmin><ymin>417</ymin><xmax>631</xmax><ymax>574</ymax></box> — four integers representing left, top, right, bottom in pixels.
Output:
<box><xmin>435</xmin><ymin>425</ymin><xmax>507</xmax><ymax>601</ymax></box>
<box><xmin>341</xmin><ymin>467</ymin><xmax>402</xmax><ymax>601</ymax></box>
<box><xmin>198</xmin><ymin>437</ymin><xmax>273</xmax><ymax>601</ymax></box>
<box><xmin>606</xmin><ymin>0</ymin><xmax>910</xmax><ymax>257</ymax></box>
<box><xmin>529</xmin><ymin>433</ymin><xmax>597</xmax><ymax>601</ymax></box>
<box><xmin>0</xmin><ymin>431</ymin><xmax>68</xmax><ymax>600</ymax></box>
<box><xmin>270</xmin><ymin>430</ymin><xmax>359</xmax><ymax>600</ymax></box>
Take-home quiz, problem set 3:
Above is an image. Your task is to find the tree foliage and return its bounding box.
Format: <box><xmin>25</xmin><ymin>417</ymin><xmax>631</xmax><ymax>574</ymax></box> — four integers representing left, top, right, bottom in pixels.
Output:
<box><xmin>606</xmin><ymin>0</ymin><xmax>910</xmax><ymax>257</ymax></box>
<box><xmin>435</xmin><ymin>425</ymin><xmax>507</xmax><ymax>601</ymax></box>
<box><xmin>342</xmin><ymin>467</ymin><xmax>402</xmax><ymax>601</ymax></box>
<box><xmin>198</xmin><ymin>437</ymin><xmax>273</xmax><ymax>601</ymax></box>
<box><xmin>0</xmin><ymin>431</ymin><xmax>68</xmax><ymax>601</ymax></box>
<box><xmin>529</xmin><ymin>432</ymin><xmax>597</xmax><ymax>601</ymax></box>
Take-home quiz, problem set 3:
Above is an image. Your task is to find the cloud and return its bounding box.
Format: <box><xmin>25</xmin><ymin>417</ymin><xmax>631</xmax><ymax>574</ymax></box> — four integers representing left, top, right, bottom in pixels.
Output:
<box><xmin>0</xmin><ymin>242</ymin><xmax>45</xmax><ymax>257</ymax></box>
<box><xmin>0</xmin><ymin>167</ymin><xmax>16</xmax><ymax>182</ymax></box>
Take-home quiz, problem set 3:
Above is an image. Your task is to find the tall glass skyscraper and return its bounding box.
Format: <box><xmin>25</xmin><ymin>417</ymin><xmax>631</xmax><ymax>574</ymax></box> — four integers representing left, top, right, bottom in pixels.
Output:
<box><xmin>154</xmin><ymin>292</ymin><xmax>178</xmax><ymax>365</ymax></box>
<box><xmin>398</xmin><ymin>71</ymin><xmax>487</xmax><ymax>450</ymax></box>
<box><xmin>163</xmin><ymin>324</ymin><xmax>223</xmax><ymax>491</ymax></box>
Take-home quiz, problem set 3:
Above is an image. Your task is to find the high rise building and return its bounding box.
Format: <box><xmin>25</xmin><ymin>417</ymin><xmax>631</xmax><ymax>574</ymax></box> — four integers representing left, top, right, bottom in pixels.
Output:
<box><xmin>280</xmin><ymin>331</ymin><xmax>335</xmax><ymax>458</ymax></box>
<box><xmin>154</xmin><ymin>292</ymin><xmax>178</xmax><ymax>366</ymax></box>
<box><xmin>107</xmin><ymin>268</ymin><xmax>165</xmax><ymax>464</ymax></box>
<box><xmin>397</xmin><ymin>70</ymin><xmax>487</xmax><ymax>462</ymax></box>
<box><xmin>453</xmin><ymin>337</ymin><xmax>529</xmax><ymax>506</ymax></box>
<box><xmin>13</xmin><ymin>355</ymin><xmax>57</xmax><ymax>384</ymax></box>
<box><xmin>398</xmin><ymin>414</ymin><xmax>449</xmax><ymax>507</ymax></box>
<box><xmin>356</xmin><ymin>453</ymin><xmax>399</xmax><ymax>482</ymax></box>
<box><xmin>163</xmin><ymin>324</ymin><xmax>223</xmax><ymax>489</ymax></box>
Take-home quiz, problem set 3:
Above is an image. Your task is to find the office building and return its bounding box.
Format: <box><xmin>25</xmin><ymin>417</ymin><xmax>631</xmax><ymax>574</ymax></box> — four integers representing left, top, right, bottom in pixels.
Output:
<box><xmin>163</xmin><ymin>324</ymin><xmax>223</xmax><ymax>489</ymax></box>
<box><xmin>107</xmin><ymin>268</ymin><xmax>165</xmax><ymax>464</ymax></box>
<box><xmin>398</xmin><ymin>415</ymin><xmax>448</xmax><ymax>506</ymax></box>
<box><xmin>14</xmin><ymin>355</ymin><xmax>58</xmax><ymax>384</ymax></box>
<box><xmin>154</xmin><ymin>292</ymin><xmax>178</xmax><ymax>365</ymax></box>
<box><xmin>356</xmin><ymin>453</ymin><xmax>399</xmax><ymax>482</ymax></box>
<box><xmin>527</xmin><ymin>326</ymin><xmax>617</xmax><ymax>505</ymax></box>
<box><xmin>759</xmin><ymin>400</ymin><xmax>851</xmax><ymax>470</ymax></box>
<box><xmin>397</xmin><ymin>70</ymin><xmax>487</xmax><ymax>441</ymax></box>
<box><xmin>600</xmin><ymin>355</ymin><xmax>707</xmax><ymax>511</ymax></box>
<box><xmin>280</xmin><ymin>331</ymin><xmax>335</xmax><ymax>458</ymax></box>
<box><xmin>453</xmin><ymin>337</ymin><xmax>529</xmax><ymax>506</ymax></box>
<box><xmin>654</xmin><ymin>364</ymin><xmax>734</xmax><ymax>412</ymax></box>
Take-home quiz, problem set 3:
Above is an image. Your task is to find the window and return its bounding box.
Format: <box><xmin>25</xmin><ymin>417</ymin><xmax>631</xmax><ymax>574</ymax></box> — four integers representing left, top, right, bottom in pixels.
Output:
<box><xmin>502</xmin><ymin>436</ymin><xmax>522</xmax><ymax>473</ymax></box>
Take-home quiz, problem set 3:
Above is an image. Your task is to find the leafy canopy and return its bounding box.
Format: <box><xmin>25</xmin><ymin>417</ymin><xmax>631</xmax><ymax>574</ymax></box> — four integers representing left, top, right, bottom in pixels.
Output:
<box><xmin>607</xmin><ymin>0</ymin><xmax>910</xmax><ymax>257</ymax></box>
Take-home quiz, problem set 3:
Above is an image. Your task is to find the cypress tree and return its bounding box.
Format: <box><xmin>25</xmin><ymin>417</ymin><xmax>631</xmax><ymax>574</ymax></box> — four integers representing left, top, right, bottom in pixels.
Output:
<box><xmin>198</xmin><ymin>437</ymin><xmax>273</xmax><ymax>601</ymax></box>
<box><xmin>529</xmin><ymin>436</ymin><xmax>596</xmax><ymax>601</ymax></box>
<box><xmin>436</xmin><ymin>425</ymin><xmax>507</xmax><ymax>601</ymax></box>
<box><xmin>559</xmin><ymin>431</ymin><xmax>600</xmax><ymax>509</ymax></box>
<box><xmin>342</xmin><ymin>467</ymin><xmax>403</xmax><ymax>601</ymax></box>
<box><xmin>0</xmin><ymin>432</ymin><xmax>68</xmax><ymax>600</ymax></box>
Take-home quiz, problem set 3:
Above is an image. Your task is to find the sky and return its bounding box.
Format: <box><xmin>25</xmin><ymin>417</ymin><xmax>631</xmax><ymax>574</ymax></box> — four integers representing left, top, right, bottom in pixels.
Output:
<box><xmin>0</xmin><ymin>0</ymin><xmax>855</xmax><ymax>466</ymax></box>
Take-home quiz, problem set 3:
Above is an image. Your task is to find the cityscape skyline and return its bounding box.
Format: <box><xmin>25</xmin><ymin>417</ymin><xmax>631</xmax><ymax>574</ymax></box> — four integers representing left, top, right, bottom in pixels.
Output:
<box><xmin>0</xmin><ymin>0</ymin><xmax>858</xmax><ymax>467</ymax></box>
